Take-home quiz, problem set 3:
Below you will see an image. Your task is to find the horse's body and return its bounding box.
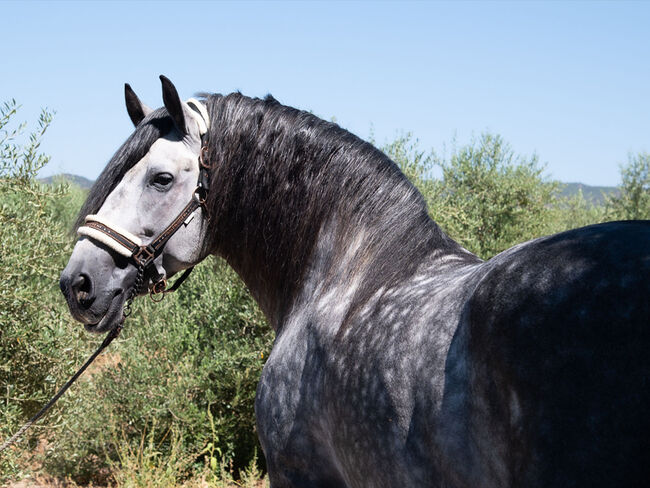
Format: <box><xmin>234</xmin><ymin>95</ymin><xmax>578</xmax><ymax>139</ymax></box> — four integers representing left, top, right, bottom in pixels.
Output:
<box><xmin>258</xmin><ymin>221</ymin><xmax>650</xmax><ymax>487</ymax></box>
<box><xmin>60</xmin><ymin>78</ymin><xmax>650</xmax><ymax>487</ymax></box>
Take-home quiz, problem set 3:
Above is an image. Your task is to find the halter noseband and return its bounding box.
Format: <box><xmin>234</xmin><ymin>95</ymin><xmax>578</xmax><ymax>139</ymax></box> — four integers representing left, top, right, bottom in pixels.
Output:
<box><xmin>77</xmin><ymin>98</ymin><xmax>211</xmax><ymax>298</ymax></box>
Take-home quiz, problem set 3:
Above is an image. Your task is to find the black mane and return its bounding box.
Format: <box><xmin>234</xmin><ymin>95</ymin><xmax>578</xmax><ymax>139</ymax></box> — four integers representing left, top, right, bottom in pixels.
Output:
<box><xmin>199</xmin><ymin>93</ymin><xmax>466</xmax><ymax>325</ymax></box>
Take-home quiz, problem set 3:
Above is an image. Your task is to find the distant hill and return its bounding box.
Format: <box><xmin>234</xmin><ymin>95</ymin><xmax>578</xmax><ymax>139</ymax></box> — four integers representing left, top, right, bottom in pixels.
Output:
<box><xmin>39</xmin><ymin>173</ymin><xmax>94</xmax><ymax>189</ymax></box>
<box><xmin>558</xmin><ymin>182</ymin><xmax>618</xmax><ymax>205</ymax></box>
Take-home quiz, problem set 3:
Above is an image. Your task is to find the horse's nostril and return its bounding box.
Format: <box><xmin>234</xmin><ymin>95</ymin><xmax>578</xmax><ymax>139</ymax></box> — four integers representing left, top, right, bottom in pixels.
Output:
<box><xmin>74</xmin><ymin>273</ymin><xmax>95</xmax><ymax>308</ymax></box>
<box><xmin>72</xmin><ymin>274</ymin><xmax>85</xmax><ymax>289</ymax></box>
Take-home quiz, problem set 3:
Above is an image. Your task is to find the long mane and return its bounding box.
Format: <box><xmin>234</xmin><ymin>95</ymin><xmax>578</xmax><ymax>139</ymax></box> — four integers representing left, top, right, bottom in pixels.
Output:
<box><xmin>199</xmin><ymin>93</ymin><xmax>466</xmax><ymax>323</ymax></box>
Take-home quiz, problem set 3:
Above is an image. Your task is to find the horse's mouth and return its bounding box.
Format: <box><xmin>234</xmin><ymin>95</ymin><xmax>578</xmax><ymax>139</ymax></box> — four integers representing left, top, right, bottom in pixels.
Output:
<box><xmin>84</xmin><ymin>289</ymin><xmax>125</xmax><ymax>333</ymax></box>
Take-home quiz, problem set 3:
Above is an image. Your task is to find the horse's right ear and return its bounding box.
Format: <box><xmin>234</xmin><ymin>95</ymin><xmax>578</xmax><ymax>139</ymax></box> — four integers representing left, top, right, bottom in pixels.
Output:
<box><xmin>124</xmin><ymin>83</ymin><xmax>152</xmax><ymax>127</ymax></box>
<box><xmin>159</xmin><ymin>75</ymin><xmax>187</xmax><ymax>135</ymax></box>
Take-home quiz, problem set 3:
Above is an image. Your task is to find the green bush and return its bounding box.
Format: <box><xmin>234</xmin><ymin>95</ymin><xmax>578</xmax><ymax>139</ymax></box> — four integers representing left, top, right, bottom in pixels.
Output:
<box><xmin>0</xmin><ymin>100</ymin><xmax>91</xmax><ymax>480</ymax></box>
<box><xmin>548</xmin><ymin>187</ymin><xmax>608</xmax><ymax>232</ymax></box>
<box><xmin>42</xmin><ymin>259</ymin><xmax>273</xmax><ymax>483</ymax></box>
<box><xmin>606</xmin><ymin>152</ymin><xmax>650</xmax><ymax>220</ymax></box>
<box><xmin>382</xmin><ymin>132</ymin><xmax>610</xmax><ymax>259</ymax></box>
<box><xmin>384</xmin><ymin>132</ymin><xmax>561</xmax><ymax>258</ymax></box>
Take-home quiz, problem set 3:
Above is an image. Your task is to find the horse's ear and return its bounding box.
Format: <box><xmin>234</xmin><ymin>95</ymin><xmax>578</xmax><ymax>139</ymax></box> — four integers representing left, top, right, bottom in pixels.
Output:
<box><xmin>124</xmin><ymin>83</ymin><xmax>152</xmax><ymax>127</ymax></box>
<box><xmin>159</xmin><ymin>75</ymin><xmax>187</xmax><ymax>135</ymax></box>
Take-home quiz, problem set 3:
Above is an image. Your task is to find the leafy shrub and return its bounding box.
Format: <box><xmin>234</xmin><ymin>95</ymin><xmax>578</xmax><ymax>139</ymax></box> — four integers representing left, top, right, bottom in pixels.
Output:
<box><xmin>432</xmin><ymin>133</ymin><xmax>560</xmax><ymax>258</ymax></box>
<box><xmin>548</xmin><ymin>187</ymin><xmax>608</xmax><ymax>232</ymax></box>
<box><xmin>0</xmin><ymin>100</ymin><xmax>92</xmax><ymax>481</ymax></box>
<box><xmin>383</xmin><ymin>132</ymin><xmax>608</xmax><ymax>259</ymax></box>
<box><xmin>606</xmin><ymin>152</ymin><xmax>650</xmax><ymax>220</ymax></box>
<box><xmin>42</xmin><ymin>259</ymin><xmax>273</xmax><ymax>483</ymax></box>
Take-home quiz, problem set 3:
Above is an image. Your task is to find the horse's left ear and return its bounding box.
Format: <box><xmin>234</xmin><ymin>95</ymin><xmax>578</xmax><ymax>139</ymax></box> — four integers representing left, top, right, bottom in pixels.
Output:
<box><xmin>160</xmin><ymin>75</ymin><xmax>187</xmax><ymax>135</ymax></box>
<box><xmin>124</xmin><ymin>83</ymin><xmax>152</xmax><ymax>127</ymax></box>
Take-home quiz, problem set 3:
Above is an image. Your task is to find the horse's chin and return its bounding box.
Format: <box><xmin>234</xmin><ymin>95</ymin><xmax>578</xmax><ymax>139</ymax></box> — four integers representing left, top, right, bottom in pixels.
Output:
<box><xmin>84</xmin><ymin>289</ymin><xmax>126</xmax><ymax>334</ymax></box>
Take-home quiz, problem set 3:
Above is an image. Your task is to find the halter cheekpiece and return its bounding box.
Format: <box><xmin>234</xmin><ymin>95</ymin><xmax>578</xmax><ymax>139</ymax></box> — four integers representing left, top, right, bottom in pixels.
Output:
<box><xmin>77</xmin><ymin>98</ymin><xmax>211</xmax><ymax>299</ymax></box>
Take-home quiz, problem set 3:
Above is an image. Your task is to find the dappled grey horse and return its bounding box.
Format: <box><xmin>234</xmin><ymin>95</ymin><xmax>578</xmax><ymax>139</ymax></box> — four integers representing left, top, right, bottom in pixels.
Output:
<box><xmin>60</xmin><ymin>77</ymin><xmax>650</xmax><ymax>487</ymax></box>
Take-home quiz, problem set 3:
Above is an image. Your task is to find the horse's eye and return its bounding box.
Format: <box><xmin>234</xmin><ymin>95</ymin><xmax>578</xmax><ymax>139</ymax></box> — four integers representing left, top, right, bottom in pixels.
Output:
<box><xmin>151</xmin><ymin>172</ymin><xmax>174</xmax><ymax>190</ymax></box>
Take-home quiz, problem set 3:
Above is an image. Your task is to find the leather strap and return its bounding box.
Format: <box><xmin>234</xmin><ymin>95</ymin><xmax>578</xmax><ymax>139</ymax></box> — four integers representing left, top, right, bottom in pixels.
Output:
<box><xmin>82</xmin><ymin>220</ymin><xmax>140</xmax><ymax>256</ymax></box>
<box><xmin>146</xmin><ymin>198</ymin><xmax>201</xmax><ymax>261</ymax></box>
<box><xmin>81</xmin><ymin>197</ymin><xmax>200</xmax><ymax>267</ymax></box>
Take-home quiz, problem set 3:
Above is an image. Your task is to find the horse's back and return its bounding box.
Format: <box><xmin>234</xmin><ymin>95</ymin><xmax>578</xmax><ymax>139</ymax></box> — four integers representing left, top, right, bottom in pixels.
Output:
<box><xmin>462</xmin><ymin>221</ymin><xmax>650</xmax><ymax>486</ymax></box>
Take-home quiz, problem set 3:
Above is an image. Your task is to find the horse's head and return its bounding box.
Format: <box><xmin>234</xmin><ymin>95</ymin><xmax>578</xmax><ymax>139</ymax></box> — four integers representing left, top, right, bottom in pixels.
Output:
<box><xmin>60</xmin><ymin>76</ymin><xmax>209</xmax><ymax>333</ymax></box>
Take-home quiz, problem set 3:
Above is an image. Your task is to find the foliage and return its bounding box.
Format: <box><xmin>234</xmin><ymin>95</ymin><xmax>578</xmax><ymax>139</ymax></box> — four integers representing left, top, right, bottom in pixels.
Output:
<box><xmin>384</xmin><ymin>132</ymin><xmax>561</xmax><ymax>259</ymax></box>
<box><xmin>548</xmin><ymin>187</ymin><xmax>608</xmax><ymax>232</ymax></box>
<box><xmin>39</xmin><ymin>258</ymin><xmax>273</xmax><ymax>484</ymax></box>
<box><xmin>381</xmin><ymin>132</ymin><xmax>435</xmax><ymax>191</ymax></box>
<box><xmin>0</xmin><ymin>100</ymin><xmax>90</xmax><ymax>480</ymax></box>
<box><xmin>110</xmin><ymin>419</ymin><xmax>268</xmax><ymax>488</ymax></box>
<box><xmin>606</xmin><ymin>152</ymin><xmax>650</xmax><ymax>220</ymax></box>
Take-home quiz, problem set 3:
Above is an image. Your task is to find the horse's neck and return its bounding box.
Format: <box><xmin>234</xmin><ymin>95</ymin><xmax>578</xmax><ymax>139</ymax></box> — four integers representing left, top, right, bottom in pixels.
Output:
<box><xmin>207</xmin><ymin>100</ymin><xmax>471</xmax><ymax>329</ymax></box>
<box><xmin>219</xmin><ymin>214</ymin><xmax>441</xmax><ymax>329</ymax></box>
<box><xmin>215</xmin><ymin>183</ymin><xmax>469</xmax><ymax>331</ymax></box>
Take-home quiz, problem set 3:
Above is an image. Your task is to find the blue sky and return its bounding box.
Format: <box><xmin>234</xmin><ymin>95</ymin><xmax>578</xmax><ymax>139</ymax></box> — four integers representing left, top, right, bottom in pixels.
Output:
<box><xmin>2</xmin><ymin>1</ymin><xmax>648</xmax><ymax>186</ymax></box>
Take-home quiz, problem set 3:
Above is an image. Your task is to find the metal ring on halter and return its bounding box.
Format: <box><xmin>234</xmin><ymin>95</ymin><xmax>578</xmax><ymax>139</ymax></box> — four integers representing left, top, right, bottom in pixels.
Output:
<box><xmin>195</xmin><ymin>186</ymin><xmax>208</xmax><ymax>206</ymax></box>
<box><xmin>199</xmin><ymin>145</ymin><xmax>213</xmax><ymax>169</ymax></box>
<box><xmin>149</xmin><ymin>278</ymin><xmax>167</xmax><ymax>301</ymax></box>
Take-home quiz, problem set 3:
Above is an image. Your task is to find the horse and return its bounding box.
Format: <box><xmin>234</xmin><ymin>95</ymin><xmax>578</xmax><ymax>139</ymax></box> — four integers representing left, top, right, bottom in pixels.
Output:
<box><xmin>60</xmin><ymin>76</ymin><xmax>650</xmax><ymax>487</ymax></box>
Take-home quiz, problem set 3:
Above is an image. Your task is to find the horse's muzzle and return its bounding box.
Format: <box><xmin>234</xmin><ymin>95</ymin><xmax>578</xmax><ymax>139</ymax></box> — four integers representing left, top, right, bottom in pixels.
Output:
<box><xmin>60</xmin><ymin>270</ymin><xmax>97</xmax><ymax>322</ymax></box>
<box><xmin>59</xmin><ymin>267</ymin><xmax>126</xmax><ymax>332</ymax></box>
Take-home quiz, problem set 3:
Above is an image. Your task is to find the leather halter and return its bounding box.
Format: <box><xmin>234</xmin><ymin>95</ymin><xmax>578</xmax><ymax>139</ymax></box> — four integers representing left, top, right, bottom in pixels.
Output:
<box><xmin>77</xmin><ymin>99</ymin><xmax>211</xmax><ymax>298</ymax></box>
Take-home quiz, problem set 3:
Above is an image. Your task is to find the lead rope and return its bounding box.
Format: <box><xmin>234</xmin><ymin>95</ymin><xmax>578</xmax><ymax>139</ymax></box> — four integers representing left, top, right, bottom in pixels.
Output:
<box><xmin>0</xmin><ymin>263</ymin><xmax>146</xmax><ymax>454</ymax></box>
